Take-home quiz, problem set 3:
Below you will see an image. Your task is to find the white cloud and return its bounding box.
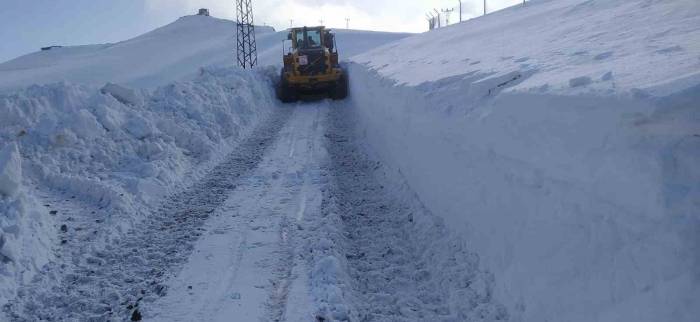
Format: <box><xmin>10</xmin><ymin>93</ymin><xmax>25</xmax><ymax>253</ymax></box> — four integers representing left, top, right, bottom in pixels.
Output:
<box><xmin>144</xmin><ymin>0</ymin><xmax>527</xmax><ymax>33</ymax></box>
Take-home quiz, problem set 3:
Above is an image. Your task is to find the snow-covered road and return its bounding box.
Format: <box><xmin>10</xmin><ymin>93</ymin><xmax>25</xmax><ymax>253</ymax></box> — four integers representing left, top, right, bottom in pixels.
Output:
<box><xmin>4</xmin><ymin>101</ymin><xmax>502</xmax><ymax>322</ymax></box>
<box><xmin>147</xmin><ymin>103</ymin><xmax>327</xmax><ymax>322</ymax></box>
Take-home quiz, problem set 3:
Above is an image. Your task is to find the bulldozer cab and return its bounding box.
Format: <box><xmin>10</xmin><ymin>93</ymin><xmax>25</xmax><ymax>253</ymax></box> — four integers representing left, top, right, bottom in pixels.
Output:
<box><xmin>287</xmin><ymin>26</ymin><xmax>335</xmax><ymax>52</ymax></box>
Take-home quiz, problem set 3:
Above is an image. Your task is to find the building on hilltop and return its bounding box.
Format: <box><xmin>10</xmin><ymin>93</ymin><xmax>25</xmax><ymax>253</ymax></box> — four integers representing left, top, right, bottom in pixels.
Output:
<box><xmin>198</xmin><ymin>8</ymin><xmax>210</xmax><ymax>16</ymax></box>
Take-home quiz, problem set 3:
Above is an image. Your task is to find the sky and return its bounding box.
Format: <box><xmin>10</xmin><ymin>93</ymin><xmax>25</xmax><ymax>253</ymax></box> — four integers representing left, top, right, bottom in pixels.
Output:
<box><xmin>0</xmin><ymin>0</ymin><xmax>525</xmax><ymax>63</ymax></box>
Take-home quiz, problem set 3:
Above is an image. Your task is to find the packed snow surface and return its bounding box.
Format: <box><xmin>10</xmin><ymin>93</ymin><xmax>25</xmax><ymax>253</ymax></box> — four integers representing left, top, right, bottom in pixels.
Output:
<box><xmin>349</xmin><ymin>0</ymin><xmax>700</xmax><ymax>321</ymax></box>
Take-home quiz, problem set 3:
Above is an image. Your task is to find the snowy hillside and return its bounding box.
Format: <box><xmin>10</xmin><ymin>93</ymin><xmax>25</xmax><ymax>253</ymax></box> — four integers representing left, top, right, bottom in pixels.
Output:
<box><xmin>0</xmin><ymin>15</ymin><xmax>410</xmax><ymax>92</ymax></box>
<box><xmin>349</xmin><ymin>0</ymin><xmax>700</xmax><ymax>321</ymax></box>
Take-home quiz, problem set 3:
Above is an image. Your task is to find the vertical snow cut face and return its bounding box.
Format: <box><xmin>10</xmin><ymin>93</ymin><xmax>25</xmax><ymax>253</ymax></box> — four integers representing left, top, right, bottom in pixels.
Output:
<box><xmin>345</xmin><ymin>0</ymin><xmax>700</xmax><ymax>321</ymax></box>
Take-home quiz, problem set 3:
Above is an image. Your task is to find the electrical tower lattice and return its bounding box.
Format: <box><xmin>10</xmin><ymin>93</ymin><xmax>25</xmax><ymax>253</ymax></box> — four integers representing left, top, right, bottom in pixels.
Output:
<box><xmin>235</xmin><ymin>0</ymin><xmax>258</xmax><ymax>69</ymax></box>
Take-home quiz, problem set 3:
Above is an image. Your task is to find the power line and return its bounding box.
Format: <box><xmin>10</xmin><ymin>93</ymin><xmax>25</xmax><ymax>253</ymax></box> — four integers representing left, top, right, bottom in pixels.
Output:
<box><xmin>235</xmin><ymin>0</ymin><xmax>258</xmax><ymax>69</ymax></box>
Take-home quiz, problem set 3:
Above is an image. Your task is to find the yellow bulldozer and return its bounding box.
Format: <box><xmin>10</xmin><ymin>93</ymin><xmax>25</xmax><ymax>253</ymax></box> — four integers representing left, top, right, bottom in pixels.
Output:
<box><xmin>276</xmin><ymin>26</ymin><xmax>348</xmax><ymax>102</ymax></box>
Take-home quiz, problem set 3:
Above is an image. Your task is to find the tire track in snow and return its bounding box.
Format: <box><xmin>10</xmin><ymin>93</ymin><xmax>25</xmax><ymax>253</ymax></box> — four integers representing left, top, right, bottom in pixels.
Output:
<box><xmin>3</xmin><ymin>109</ymin><xmax>293</xmax><ymax>322</ymax></box>
<box><xmin>144</xmin><ymin>103</ymin><xmax>327</xmax><ymax>322</ymax></box>
<box><xmin>317</xmin><ymin>105</ymin><xmax>508</xmax><ymax>322</ymax></box>
<box><xmin>265</xmin><ymin>103</ymin><xmax>327</xmax><ymax>322</ymax></box>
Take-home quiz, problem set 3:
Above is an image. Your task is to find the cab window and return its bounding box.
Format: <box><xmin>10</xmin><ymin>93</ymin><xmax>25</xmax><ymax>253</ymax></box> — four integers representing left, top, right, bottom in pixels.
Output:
<box><xmin>294</xmin><ymin>30</ymin><xmax>323</xmax><ymax>48</ymax></box>
<box><xmin>294</xmin><ymin>31</ymin><xmax>305</xmax><ymax>46</ymax></box>
<box><xmin>306</xmin><ymin>30</ymin><xmax>322</xmax><ymax>47</ymax></box>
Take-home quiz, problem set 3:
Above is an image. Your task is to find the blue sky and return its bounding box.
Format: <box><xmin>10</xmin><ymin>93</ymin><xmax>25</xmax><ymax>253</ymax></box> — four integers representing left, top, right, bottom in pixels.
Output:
<box><xmin>0</xmin><ymin>0</ymin><xmax>179</xmax><ymax>62</ymax></box>
<box><xmin>0</xmin><ymin>0</ymin><xmax>524</xmax><ymax>63</ymax></box>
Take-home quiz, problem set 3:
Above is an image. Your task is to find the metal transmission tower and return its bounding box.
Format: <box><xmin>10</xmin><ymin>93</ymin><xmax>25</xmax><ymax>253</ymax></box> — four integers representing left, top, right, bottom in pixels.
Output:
<box><xmin>235</xmin><ymin>0</ymin><xmax>258</xmax><ymax>69</ymax></box>
<box><xmin>441</xmin><ymin>8</ymin><xmax>454</xmax><ymax>25</ymax></box>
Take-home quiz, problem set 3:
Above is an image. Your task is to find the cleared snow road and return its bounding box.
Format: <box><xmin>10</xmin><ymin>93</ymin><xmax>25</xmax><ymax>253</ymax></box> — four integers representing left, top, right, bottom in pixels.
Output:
<box><xmin>5</xmin><ymin>101</ymin><xmax>503</xmax><ymax>322</ymax></box>
<box><xmin>144</xmin><ymin>102</ymin><xmax>505</xmax><ymax>322</ymax></box>
<box><xmin>146</xmin><ymin>103</ymin><xmax>327</xmax><ymax>321</ymax></box>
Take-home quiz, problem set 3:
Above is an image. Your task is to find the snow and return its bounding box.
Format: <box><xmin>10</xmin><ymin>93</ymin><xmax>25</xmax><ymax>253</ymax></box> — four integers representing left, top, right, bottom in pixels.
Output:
<box><xmin>0</xmin><ymin>142</ymin><xmax>55</xmax><ymax>314</ymax></box>
<box><xmin>0</xmin><ymin>66</ymin><xmax>280</xmax><ymax>310</ymax></box>
<box><xmin>1</xmin><ymin>1</ymin><xmax>698</xmax><ymax>321</ymax></box>
<box><xmin>145</xmin><ymin>103</ymin><xmax>508</xmax><ymax>322</ymax></box>
<box><xmin>0</xmin><ymin>12</ymin><xmax>411</xmax><ymax>318</ymax></box>
<box><xmin>101</xmin><ymin>83</ymin><xmax>144</xmax><ymax>106</ymax></box>
<box><xmin>354</xmin><ymin>0</ymin><xmax>700</xmax><ymax>94</ymax></box>
<box><xmin>146</xmin><ymin>104</ymin><xmax>328</xmax><ymax>322</ymax></box>
<box><xmin>0</xmin><ymin>143</ymin><xmax>21</xmax><ymax>197</ymax></box>
<box><xmin>0</xmin><ymin>15</ymin><xmax>411</xmax><ymax>92</ymax></box>
<box><xmin>347</xmin><ymin>0</ymin><xmax>700</xmax><ymax>321</ymax></box>
<box><xmin>318</xmin><ymin>106</ymin><xmax>508</xmax><ymax>321</ymax></box>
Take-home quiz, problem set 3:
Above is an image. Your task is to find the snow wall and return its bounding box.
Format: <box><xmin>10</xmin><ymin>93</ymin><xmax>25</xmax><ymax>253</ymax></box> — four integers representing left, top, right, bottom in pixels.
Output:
<box><xmin>347</xmin><ymin>62</ymin><xmax>700</xmax><ymax>322</ymax></box>
<box><xmin>0</xmin><ymin>66</ymin><xmax>278</xmax><ymax>307</ymax></box>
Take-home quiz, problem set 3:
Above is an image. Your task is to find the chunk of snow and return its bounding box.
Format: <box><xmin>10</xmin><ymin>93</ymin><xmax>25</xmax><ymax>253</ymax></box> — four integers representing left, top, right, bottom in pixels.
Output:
<box><xmin>124</xmin><ymin>115</ymin><xmax>154</xmax><ymax>139</ymax></box>
<box><xmin>0</xmin><ymin>143</ymin><xmax>21</xmax><ymax>197</ymax></box>
<box><xmin>601</xmin><ymin>71</ymin><xmax>614</xmax><ymax>81</ymax></box>
<box><xmin>101</xmin><ymin>83</ymin><xmax>142</xmax><ymax>106</ymax></box>
<box><xmin>72</xmin><ymin>109</ymin><xmax>105</xmax><ymax>139</ymax></box>
<box><xmin>569</xmin><ymin>76</ymin><xmax>592</xmax><ymax>87</ymax></box>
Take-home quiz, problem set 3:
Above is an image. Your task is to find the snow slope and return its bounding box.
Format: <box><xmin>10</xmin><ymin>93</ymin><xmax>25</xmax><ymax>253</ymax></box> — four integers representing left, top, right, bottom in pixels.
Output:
<box><xmin>348</xmin><ymin>0</ymin><xmax>700</xmax><ymax>321</ymax></box>
<box><xmin>0</xmin><ymin>15</ymin><xmax>411</xmax><ymax>92</ymax></box>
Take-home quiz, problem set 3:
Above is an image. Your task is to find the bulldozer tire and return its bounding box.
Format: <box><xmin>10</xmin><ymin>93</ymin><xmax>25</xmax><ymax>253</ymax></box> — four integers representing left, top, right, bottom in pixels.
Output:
<box><xmin>331</xmin><ymin>71</ymin><xmax>348</xmax><ymax>100</ymax></box>
<box><xmin>276</xmin><ymin>68</ymin><xmax>297</xmax><ymax>103</ymax></box>
<box><xmin>276</xmin><ymin>81</ymin><xmax>297</xmax><ymax>103</ymax></box>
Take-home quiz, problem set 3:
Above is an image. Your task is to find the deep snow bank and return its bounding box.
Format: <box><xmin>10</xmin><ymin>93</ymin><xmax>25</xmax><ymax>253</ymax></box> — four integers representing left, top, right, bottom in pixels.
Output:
<box><xmin>0</xmin><ymin>143</ymin><xmax>54</xmax><ymax>312</ymax></box>
<box><xmin>0</xmin><ymin>66</ymin><xmax>278</xmax><ymax>307</ymax></box>
<box><xmin>348</xmin><ymin>0</ymin><xmax>700</xmax><ymax>321</ymax></box>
